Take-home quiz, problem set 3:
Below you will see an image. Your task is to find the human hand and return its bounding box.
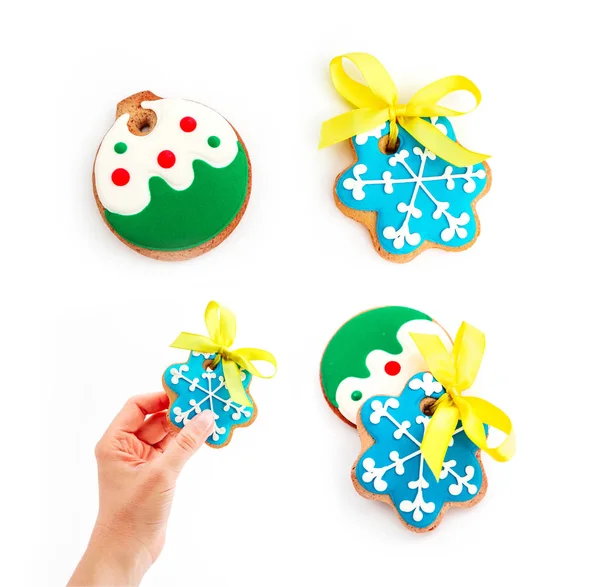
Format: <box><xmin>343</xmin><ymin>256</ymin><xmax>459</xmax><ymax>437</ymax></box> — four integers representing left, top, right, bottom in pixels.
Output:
<box><xmin>68</xmin><ymin>392</ymin><xmax>214</xmax><ymax>586</ymax></box>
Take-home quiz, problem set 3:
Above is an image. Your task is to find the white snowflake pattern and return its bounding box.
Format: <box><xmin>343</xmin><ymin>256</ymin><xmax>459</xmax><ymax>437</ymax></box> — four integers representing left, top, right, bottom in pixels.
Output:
<box><xmin>360</xmin><ymin>397</ymin><xmax>475</xmax><ymax>523</ymax></box>
<box><xmin>355</xmin><ymin>123</ymin><xmax>387</xmax><ymax>145</ymax></box>
<box><xmin>170</xmin><ymin>365</ymin><xmax>251</xmax><ymax>442</ymax></box>
<box><xmin>408</xmin><ymin>372</ymin><xmax>443</xmax><ymax>396</ymax></box>
<box><xmin>440</xmin><ymin>461</ymin><xmax>478</xmax><ymax>496</ymax></box>
<box><xmin>341</xmin><ymin>117</ymin><xmax>486</xmax><ymax>250</ymax></box>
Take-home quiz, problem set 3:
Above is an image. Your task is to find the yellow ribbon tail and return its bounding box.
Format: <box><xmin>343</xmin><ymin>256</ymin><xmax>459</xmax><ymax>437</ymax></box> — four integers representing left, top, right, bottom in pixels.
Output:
<box><xmin>222</xmin><ymin>358</ymin><xmax>251</xmax><ymax>407</ymax></box>
<box><xmin>204</xmin><ymin>300</ymin><xmax>236</xmax><ymax>347</ymax></box>
<box><xmin>403</xmin><ymin>117</ymin><xmax>490</xmax><ymax>167</ymax></box>
<box><xmin>170</xmin><ymin>332</ymin><xmax>221</xmax><ymax>354</ymax></box>
<box><xmin>466</xmin><ymin>396</ymin><xmax>516</xmax><ymax>462</ymax></box>
<box><xmin>225</xmin><ymin>349</ymin><xmax>277</xmax><ymax>406</ymax></box>
<box><xmin>454</xmin><ymin>395</ymin><xmax>488</xmax><ymax>449</ymax></box>
<box><xmin>231</xmin><ymin>348</ymin><xmax>278</xmax><ymax>378</ymax></box>
<box><xmin>421</xmin><ymin>398</ymin><xmax>460</xmax><ymax>480</ymax></box>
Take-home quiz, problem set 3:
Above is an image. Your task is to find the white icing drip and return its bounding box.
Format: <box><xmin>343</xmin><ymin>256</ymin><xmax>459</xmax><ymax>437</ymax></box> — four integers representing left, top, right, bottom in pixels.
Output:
<box><xmin>335</xmin><ymin>319</ymin><xmax>452</xmax><ymax>425</ymax></box>
<box><xmin>94</xmin><ymin>98</ymin><xmax>239</xmax><ymax>215</ymax></box>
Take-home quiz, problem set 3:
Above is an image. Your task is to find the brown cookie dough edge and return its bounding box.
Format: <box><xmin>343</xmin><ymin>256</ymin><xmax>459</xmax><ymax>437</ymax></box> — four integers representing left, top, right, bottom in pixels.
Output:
<box><xmin>319</xmin><ymin>310</ymin><xmax>452</xmax><ymax>429</ymax></box>
<box><xmin>162</xmin><ymin>372</ymin><xmax>258</xmax><ymax>450</ymax></box>
<box><xmin>333</xmin><ymin>138</ymin><xmax>492</xmax><ymax>263</ymax></box>
<box><xmin>350</xmin><ymin>400</ymin><xmax>487</xmax><ymax>532</ymax></box>
<box><xmin>92</xmin><ymin>91</ymin><xmax>252</xmax><ymax>261</ymax></box>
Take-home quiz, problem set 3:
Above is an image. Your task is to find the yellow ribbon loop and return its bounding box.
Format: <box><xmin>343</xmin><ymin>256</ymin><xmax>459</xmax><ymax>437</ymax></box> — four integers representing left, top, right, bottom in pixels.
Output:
<box><xmin>410</xmin><ymin>323</ymin><xmax>515</xmax><ymax>480</ymax></box>
<box><xmin>319</xmin><ymin>52</ymin><xmax>490</xmax><ymax>167</ymax></box>
<box><xmin>170</xmin><ymin>301</ymin><xmax>277</xmax><ymax>407</ymax></box>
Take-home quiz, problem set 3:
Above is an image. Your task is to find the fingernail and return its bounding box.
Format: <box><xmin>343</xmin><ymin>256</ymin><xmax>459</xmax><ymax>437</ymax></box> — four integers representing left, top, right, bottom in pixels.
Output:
<box><xmin>192</xmin><ymin>410</ymin><xmax>215</xmax><ymax>432</ymax></box>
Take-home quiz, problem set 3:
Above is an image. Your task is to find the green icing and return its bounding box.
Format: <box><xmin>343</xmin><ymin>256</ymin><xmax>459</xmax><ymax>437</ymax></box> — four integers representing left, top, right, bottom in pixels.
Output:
<box><xmin>105</xmin><ymin>142</ymin><xmax>249</xmax><ymax>251</ymax></box>
<box><xmin>114</xmin><ymin>142</ymin><xmax>127</xmax><ymax>154</ymax></box>
<box><xmin>321</xmin><ymin>306</ymin><xmax>431</xmax><ymax>408</ymax></box>
<box><xmin>208</xmin><ymin>135</ymin><xmax>221</xmax><ymax>148</ymax></box>
<box><xmin>351</xmin><ymin>390</ymin><xmax>363</xmax><ymax>401</ymax></box>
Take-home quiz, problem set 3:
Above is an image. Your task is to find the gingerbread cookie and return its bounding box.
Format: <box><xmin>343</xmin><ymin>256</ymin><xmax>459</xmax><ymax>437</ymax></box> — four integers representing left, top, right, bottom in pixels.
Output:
<box><xmin>164</xmin><ymin>301</ymin><xmax>276</xmax><ymax>448</ymax></box>
<box><xmin>335</xmin><ymin>119</ymin><xmax>490</xmax><ymax>262</ymax></box>
<box><xmin>320</xmin><ymin>307</ymin><xmax>452</xmax><ymax>426</ymax></box>
<box><xmin>93</xmin><ymin>92</ymin><xmax>251</xmax><ymax>260</ymax></box>
<box><xmin>352</xmin><ymin>372</ymin><xmax>486</xmax><ymax>532</ymax></box>
<box><xmin>163</xmin><ymin>351</ymin><xmax>255</xmax><ymax>448</ymax></box>
<box><xmin>320</xmin><ymin>52</ymin><xmax>491</xmax><ymax>263</ymax></box>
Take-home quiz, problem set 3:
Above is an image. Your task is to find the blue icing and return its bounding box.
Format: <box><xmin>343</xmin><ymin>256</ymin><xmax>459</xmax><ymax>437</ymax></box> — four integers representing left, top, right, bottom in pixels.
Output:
<box><xmin>164</xmin><ymin>351</ymin><xmax>253</xmax><ymax>447</ymax></box>
<box><xmin>356</xmin><ymin>372</ymin><xmax>483</xmax><ymax>529</ymax></box>
<box><xmin>336</xmin><ymin>118</ymin><xmax>487</xmax><ymax>256</ymax></box>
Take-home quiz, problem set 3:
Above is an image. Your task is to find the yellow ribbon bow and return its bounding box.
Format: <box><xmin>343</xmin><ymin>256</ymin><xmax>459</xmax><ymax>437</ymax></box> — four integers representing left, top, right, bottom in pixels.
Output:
<box><xmin>170</xmin><ymin>301</ymin><xmax>277</xmax><ymax>407</ymax></box>
<box><xmin>410</xmin><ymin>322</ymin><xmax>515</xmax><ymax>480</ymax></box>
<box><xmin>319</xmin><ymin>52</ymin><xmax>490</xmax><ymax>167</ymax></box>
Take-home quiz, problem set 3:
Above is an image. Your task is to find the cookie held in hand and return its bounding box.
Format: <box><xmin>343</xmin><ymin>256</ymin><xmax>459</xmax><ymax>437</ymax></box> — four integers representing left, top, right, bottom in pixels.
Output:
<box><xmin>93</xmin><ymin>92</ymin><xmax>251</xmax><ymax>260</ymax></box>
<box><xmin>164</xmin><ymin>301</ymin><xmax>276</xmax><ymax>448</ymax></box>
<box><xmin>164</xmin><ymin>351</ymin><xmax>255</xmax><ymax>448</ymax></box>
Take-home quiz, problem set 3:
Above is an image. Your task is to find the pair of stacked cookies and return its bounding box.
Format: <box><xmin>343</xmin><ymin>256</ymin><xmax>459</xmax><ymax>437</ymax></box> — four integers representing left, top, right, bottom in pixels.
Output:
<box><xmin>321</xmin><ymin>307</ymin><xmax>486</xmax><ymax>533</ymax></box>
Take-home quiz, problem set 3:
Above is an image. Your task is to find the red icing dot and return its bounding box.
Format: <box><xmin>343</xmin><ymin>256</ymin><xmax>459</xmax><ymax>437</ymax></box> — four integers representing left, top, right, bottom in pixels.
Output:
<box><xmin>157</xmin><ymin>150</ymin><xmax>176</xmax><ymax>168</ymax></box>
<box><xmin>111</xmin><ymin>168</ymin><xmax>130</xmax><ymax>186</ymax></box>
<box><xmin>384</xmin><ymin>361</ymin><xmax>401</xmax><ymax>376</ymax></box>
<box><xmin>180</xmin><ymin>116</ymin><xmax>197</xmax><ymax>132</ymax></box>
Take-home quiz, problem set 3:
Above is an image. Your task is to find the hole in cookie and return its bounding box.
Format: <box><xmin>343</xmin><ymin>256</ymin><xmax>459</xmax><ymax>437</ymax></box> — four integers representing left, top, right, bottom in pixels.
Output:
<box><xmin>133</xmin><ymin>116</ymin><xmax>156</xmax><ymax>135</ymax></box>
<box><xmin>126</xmin><ymin>109</ymin><xmax>157</xmax><ymax>136</ymax></box>
<box><xmin>203</xmin><ymin>358</ymin><xmax>217</xmax><ymax>371</ymax></box>
<box><xmin>420</xmin><ymin>397</ymin><xmax>437</xmax><ymax>417</ymax></box>
<box><xmin>378</xmin><ymin>134</ymin><xmax>400</xmax><ymax>155</ymax></box>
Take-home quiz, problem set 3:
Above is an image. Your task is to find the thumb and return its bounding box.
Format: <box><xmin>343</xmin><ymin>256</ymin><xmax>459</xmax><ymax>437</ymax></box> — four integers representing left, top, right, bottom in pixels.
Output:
<box><xmin>163</xmin><ymin>410</ymin><xmax>215</xmax><ymax>474</ymax></box>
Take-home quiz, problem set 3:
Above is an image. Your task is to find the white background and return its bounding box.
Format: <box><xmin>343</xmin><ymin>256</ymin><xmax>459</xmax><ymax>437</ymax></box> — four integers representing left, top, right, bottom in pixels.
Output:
<box><xmin>1</xmin><ymin>0</ymin><xmax>598</xmax><ymax>585</ymax></box>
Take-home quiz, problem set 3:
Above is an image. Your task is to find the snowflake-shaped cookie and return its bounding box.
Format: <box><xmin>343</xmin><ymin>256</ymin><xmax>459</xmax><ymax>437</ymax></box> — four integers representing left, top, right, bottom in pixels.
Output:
<box><xmin>336</xmin><ymin>118</ymin><xmax>489</xmax><ymax>261</ymax></box>
<box><xmin>353</xmin><ymin>372</ymin><xmax>485</xmax><ymax>531</ymax></box>
<box><xmin>163</xmin><ymin>351</ymin><xmax>254</xmax><ymax>448</ymax></box>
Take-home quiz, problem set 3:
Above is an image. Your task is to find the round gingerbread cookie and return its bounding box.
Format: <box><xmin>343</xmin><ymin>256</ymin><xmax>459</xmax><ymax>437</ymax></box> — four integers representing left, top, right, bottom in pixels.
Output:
<box><xmin>320</xmin><ymin>306</ymin><xmax>453</xmax><ymax>427</ymax></box>
<box><xmin>93</xmin><ymin>91</ymin><xmax>251</xmax><ymax>260</ymax></box>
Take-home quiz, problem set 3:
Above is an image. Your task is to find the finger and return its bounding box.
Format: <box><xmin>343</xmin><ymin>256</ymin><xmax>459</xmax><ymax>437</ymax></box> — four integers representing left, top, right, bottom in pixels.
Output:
<box><xmin>136</xmin><ymin>411</ymin><xmax>171</xmax><ymax>445</ymax></box>
<box><xmin>162</xmin><ymin>410</ymin><xmax>215</xmax><ymax>473</ymax></box>
<box><xmin>154</xmin><ymin>429</ymin><xmax>177</xmax><ymax>453</ymax></box>
<box><xmin>109</xmin><ymin>392</ymin><xmax>170</xmax><ymax>433</ymax></box>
